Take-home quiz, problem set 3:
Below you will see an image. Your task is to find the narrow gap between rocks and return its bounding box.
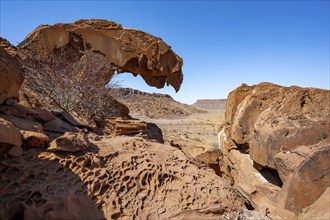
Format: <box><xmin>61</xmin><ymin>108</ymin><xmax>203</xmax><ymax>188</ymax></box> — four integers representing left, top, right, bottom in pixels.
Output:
<box><xmin>253</xmin><ymin>162</ymin><xmax>283</xmax><ymax>187</ymax></box>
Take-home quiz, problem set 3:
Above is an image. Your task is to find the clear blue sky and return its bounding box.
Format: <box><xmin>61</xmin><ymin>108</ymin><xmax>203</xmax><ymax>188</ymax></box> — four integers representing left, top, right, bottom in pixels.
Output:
<box><xmin>1</xmin><ymin>0</ymin><xmax>329</xmax><ymax>104</ymax></box>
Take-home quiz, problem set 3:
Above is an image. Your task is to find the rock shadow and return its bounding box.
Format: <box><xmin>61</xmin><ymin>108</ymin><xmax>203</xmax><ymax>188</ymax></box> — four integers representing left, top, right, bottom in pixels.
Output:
<box><xmin>0</xmin><ymin>148</ymin><xmax>106</xmax><ymax>220</ymax></box>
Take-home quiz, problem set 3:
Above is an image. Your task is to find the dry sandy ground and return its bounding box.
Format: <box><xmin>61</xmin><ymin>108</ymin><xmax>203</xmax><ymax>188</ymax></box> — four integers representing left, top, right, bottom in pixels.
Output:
<box><xmin>132</xmin><ymin>109</ymin><xmax>225</xmax><ymax>147</ymax></box>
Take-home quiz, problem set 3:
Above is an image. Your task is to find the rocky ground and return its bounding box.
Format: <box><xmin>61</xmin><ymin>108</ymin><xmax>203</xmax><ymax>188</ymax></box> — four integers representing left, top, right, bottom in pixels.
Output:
<box><xmin>1</xmin><ymin>19</ymin><xmax>329</xmax><ymax>220</ymax></box>
<box><xmin>135</xmin><ymin>109</ymin><xmax>224</xmax><ymax>147</ymax></box>
<box><xmin>0</xmin><ymin>19</ymin><xmax>263</xmax><ymax>220</ymax></box>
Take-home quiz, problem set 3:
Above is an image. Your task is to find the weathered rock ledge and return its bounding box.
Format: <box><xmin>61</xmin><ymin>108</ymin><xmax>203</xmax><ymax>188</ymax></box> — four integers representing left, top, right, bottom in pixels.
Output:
<box><xmin>219</xmin><ymin>82</ymin><xmax>330</xmax><ymax>219</ymax></box>
<box><xmin>19</xmin><ymin>19</ymin><xmax>183</xmax><ymax>92</ymax></box>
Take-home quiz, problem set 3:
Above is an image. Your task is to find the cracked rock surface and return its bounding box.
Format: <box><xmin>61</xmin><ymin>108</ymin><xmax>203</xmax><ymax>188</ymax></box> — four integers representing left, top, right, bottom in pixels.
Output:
<box><xmin>220</xmin><ymin>82</ymin><xmax>330</xmax><ymax>219</ymax></box>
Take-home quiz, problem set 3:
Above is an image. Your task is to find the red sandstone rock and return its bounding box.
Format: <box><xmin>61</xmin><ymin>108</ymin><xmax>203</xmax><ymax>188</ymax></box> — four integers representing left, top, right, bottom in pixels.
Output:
<box><xmin>220</xmin><ymin>82</ymin><xmax>330</xmax><ymax>218</ymax></box>
<box><xmin>0</xmin><ymin>46</ymin><xmax>24</xmax><ymax>105</ymax></box>
<box><xmin>21</xmin><ymin>130</ymin><xmax>50</xmax><ymax>148</ymax></box>
<box><xmin>48</xmin><ymin>132</ymin><xmax>90</xmax><ymax>152</ymax></box>
<box><xmin>0</xmin><ymin>118</ymin><xmax>22</xmax><ymax>157</ymax></box>
<box><xmin>19</xmin><ymin>19</ymin><xmax>183</xmax><ymax>92</ymax></box>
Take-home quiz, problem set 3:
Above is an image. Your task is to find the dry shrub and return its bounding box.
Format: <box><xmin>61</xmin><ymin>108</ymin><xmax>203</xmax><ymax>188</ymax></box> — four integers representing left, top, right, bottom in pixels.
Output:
<box><xmin>20</xmin><ymin>46</ymin><xmax>126</xmax><ymax>128</ymax></box>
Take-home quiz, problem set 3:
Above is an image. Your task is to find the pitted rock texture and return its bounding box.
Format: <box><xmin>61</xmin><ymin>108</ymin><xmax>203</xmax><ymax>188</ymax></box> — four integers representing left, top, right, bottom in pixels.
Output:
<box><xmin>220</xmin><ymin>82</ymin><xmax>330</xmax><ymax>218</ymax></box>
<box><xmin>18</xmin><ymin>19</ymin><xmax>183</xmax><ymax>92</ymax></box>
<box><xmin>0</xmin><ymin>137</ymin><xmax>251</xmax><ymax>220</ymax></box>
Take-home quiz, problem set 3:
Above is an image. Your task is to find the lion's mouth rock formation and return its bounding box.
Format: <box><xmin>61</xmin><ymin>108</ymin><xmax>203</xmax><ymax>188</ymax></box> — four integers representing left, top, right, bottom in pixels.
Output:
<box><xmin>11</xmin><ymin>19</ymin><xmax>183</xmax><ymax>129</ymax></box>
<box><xmin>19</xmin><ymin>19</ymin><xmax>183</xmax><ymax>92</ymax></box>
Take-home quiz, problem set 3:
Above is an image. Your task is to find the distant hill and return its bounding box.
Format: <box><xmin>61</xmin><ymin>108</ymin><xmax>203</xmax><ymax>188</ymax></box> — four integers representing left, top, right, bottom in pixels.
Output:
<box><xmin>192</xmin><ymin>99</ymin><xmax>226</xmax><ymax>110</ymax></box>
<box><xmin>110</xmin><ymin>88</ymin><xmax>206</xmax><ymax>119</ymax></box>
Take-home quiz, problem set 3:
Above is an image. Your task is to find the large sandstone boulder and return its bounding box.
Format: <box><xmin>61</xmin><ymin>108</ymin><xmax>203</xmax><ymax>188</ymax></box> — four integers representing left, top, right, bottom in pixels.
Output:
<box><xmin>298</xmin><ymin>187</ymin><xmax>330</xmax><ymax>220</ymax></box>
<box><xmin>43</xmin><ymin>118</ymin><xmax>77</xmax><ymax>133</ymax></box>
<box><xmin>105</xmin><ymin>117</ymin><xmax>147</xmax><ymax>135</ymax></box>
<box><xmin>18</xmin><ymin>19</ymin><xmax>183</xmax><ymax>92</ymax></box>
<box><xmin>0</xmin><ymin>113</ymin><xmax>43</xmax><ymax>132</ymax></box>
<box><xmin>0</xmin><ymin>118</ymin><xmax>22</xmax><ymax>157</ymax></box>
<box><xmin>48</xmin><ymin>132</ymin><xmax>90</xmax><ymax>152</ymax></box>
<box><xmin>0</xmin><ymin>46</ymin><xmax>24</xmax><ymax>105</ymax></box>
<box><xmin>21</xmin><ymin>130</ymin><xmax>50</xmax><ymax>148</ymax></box>
<box><xmin>105</xmin><ymin>117</ymin><xmax>164</xmax><ymax>143</ymax></box>
<box><xmin>220</xmin><ymin>82</ymin><xmax>330</xmax><ymax>218</ymax></box>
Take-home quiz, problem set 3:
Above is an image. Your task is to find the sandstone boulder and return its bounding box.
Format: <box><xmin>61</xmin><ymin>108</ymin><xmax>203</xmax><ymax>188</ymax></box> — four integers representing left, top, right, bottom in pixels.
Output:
<box><xmin>146</xmin><ymin>122</ymin><xmax>164</xmax><ymax>143</ymax></box>
<box><xmin>105</xmin><ymin>117</ymin><xmax>146</xmax><ymax>135</ymax></box>
<box><xmin>7</xmin><ymin>145</ymin><xmax>23</xmax><ymax>157</ymax></box>
<box><xmin>0</xmin><ymin>46</ymin><xmax>24</xmax><ymax>105</ymax></box>
<box><xmin>298</xmin><ymin>187</ymin><xmax>330</xmax><ymax>220</ymax></box>
<box><xmin>0</xmin><ymin>118</ymin><xmax>22</xmax><ymax>157</ymax></box>
<box><xmin>21</xmin><ymin>130</ymin><xmax>50</xmax><ymax>148</ymax></box>
<box><xmin>0</xmin><ymin>113</ymin><xmax>43</xmax><ymax>132</ymax></box>
<box><xmin>220</xmin><ymin>82</ymin><xmax>330</xmax><ymax>218</ymax></box>
<box><xmin>48</xmin><ymin>132</ymin><xmax>90</xmax><ymax>152</ymax></box>
<box><xmin>0</xmin><ymin>103</ymin><xmax>39</xmax><ymax>120</ymax></box>
<box><xmin>105</xmin><ymin>117</ymin><xmax>164</xmax><ymax>143</ymax></box>
<box><xmin>43</xmin><ymin>118</ymin><xmax>77</xmax><ymax>133</ymax></box>
<box><xmin>54</xmin><ymin>111</ymin><xmax>85</xmax><ymax>127</ymax></box>
<box><xmin>32</xmin><ymin>108</ymin><xmax>57</xmax><ymax>122</ymax></box>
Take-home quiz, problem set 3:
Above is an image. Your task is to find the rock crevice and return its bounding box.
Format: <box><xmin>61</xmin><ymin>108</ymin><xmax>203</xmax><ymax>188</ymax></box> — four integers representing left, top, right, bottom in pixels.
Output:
<box><xmin>219</xmin><ymin>82</ymin><xmax>330</xmax><ymax>219</ymax></box>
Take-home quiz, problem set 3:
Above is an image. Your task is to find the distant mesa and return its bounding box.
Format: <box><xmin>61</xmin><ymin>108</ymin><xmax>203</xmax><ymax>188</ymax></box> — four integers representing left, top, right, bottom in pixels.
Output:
<box><xmin>192</xmin><ymin>99</ymin><xmax>226</xmax><ymax>110</ymax></box>
<box><xmin>111</xmin><ymin>88</ymin><xmax>205</xmax><ymax>119</ymax></box>
<box><xmin>219</xmin><ymin>82</ymin><xmax>330</xmax><ymax>219</ymax></box>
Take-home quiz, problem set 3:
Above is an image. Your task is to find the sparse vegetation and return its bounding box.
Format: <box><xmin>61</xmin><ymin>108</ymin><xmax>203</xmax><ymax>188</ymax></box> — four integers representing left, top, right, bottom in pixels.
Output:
<box><xmin>141</xmin><ymin>110</ymin><xmax>225</xmax><ymax>146</ymax></box>
<box><xmin>21</xmin><ymin>47</ymin><xmax>122</xmax><ymax>127</ymax></box>
<box><xmin>194</xmin><ymin>137</ymin><xmax>203</xmax><ymax>142</ymax></box>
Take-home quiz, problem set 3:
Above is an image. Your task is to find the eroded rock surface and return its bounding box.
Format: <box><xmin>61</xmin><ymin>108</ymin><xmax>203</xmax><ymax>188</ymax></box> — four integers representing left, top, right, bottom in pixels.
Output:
<box><xmin>3</xmin><ymin>19</ymin><xmax>182</xmax><ymax>128</ymax></box>
<box><xmin>0</xmin><ymin>46</ymin><xmax>24</xmax><ymax>105</ymax></box>
<box><xmin>0</xmin><ymin>118</ymin><xmax>22</xmax><ymax>157</ymax></box>
<box><xmin>105</xmin><ymin>117</ymin><xmax>164</xmax><ymax>143</ymax></box>
<box><xmin>48</xmin><ymin>132</ymin><xmax>90</xmax><ymax>153</ymax></box>
<box><xmin>21</xmin><ymin>131</ymin><xmax>50</xmax><ymax>149</ymax></box>
<box><xmin>220</xmin><ymin>82</ymin><xmax>330</xmax><ymax>218</ymax></box>
<box><xmin>19</xmin><ymin>19</ymin><xmax>183</xmax><ymax>92</ymax></box>
<box><xmin>0</xmin><ymin>137</ymin><xmax>253</xmax><ymax>220</ymax></box>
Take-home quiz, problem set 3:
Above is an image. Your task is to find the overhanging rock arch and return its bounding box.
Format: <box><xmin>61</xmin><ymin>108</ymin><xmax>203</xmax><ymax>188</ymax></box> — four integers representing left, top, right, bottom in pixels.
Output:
<box><xmin>18</xmin><ymin>19</ymin><xmax>183</xmax><ymax>92</ymax></box>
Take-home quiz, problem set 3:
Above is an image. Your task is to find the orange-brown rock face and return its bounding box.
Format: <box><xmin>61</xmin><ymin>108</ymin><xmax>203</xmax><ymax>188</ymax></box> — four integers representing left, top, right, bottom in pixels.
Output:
<box><xmin>0</xmin><ymin>46</ymin><xmax>24</xmax><ymax>105</ymax></box>
<box><xmin>0</xmin><ymin>137</ymin><xmax>250</xmax><ymax>220</ymax></box>
<box><xmin>18</xmin><ymin>19</ymin><xmax>183</xmax><ymax>92</ymax></box>
<box><xmin>220</xmin><ymin>82</ymin><xmax>330</xmax><ymax>219</ymax></box>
